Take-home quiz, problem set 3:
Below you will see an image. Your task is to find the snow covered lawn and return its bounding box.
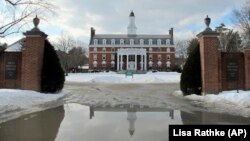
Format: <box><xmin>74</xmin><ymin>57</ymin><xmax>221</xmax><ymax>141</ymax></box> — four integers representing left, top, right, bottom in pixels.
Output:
<box><xmin>0</xmin><ymin>89</ymin><xmax>66</xmax><ymax>123</ymax></box>
<box><xmin>66</xmin><ymin>71</ymin><xmax>181</xmax><ymax>83</ymax></box>
<box><xmin>174</xmin><ymin>90</ymin><xmax>250</xmax><ymax>117</ymax></box>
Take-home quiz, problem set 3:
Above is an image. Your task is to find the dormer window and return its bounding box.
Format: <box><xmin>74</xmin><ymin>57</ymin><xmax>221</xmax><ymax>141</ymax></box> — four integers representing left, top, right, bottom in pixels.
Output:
<box><xmin>166</xmin><ymin>39</ymin><xmax>170</xmax><ymax>45</ymax></box>
<box><xmin>130</xmin><ymin>39</ymin><xmax>134</xmax><ymax>45</ymax></box>
<box><xmin>111</xmin><ymin>39</ymin><xmax>115</xmax><ymax>45</ymax></box>
<box><xmin>103</xmin><ymin>39</ymin><xmax>107</xmax><ymax>45</ymax></box>
<box><xmin>120</xmin><ymin>39</ymin><xmax>124</xmax><ymax>45</ymax></box>
<box><xmin>149</xmin><ymin>39</ymin><xmax>153</xmax><ymax>45</ymax></box>
<box><xmin>157</xmin><ymin>39</ymin><xmax>161</xmax><ymax>45</ymax></box>
<box><xmin>94</xmin><ymin>39</ymin><xmax>98</xmax><ymax>45</ymax></box>
<box><xmin>140</xmin><ymin>39</ymin><xmax>144</xmax><ymax>45</ymax></box>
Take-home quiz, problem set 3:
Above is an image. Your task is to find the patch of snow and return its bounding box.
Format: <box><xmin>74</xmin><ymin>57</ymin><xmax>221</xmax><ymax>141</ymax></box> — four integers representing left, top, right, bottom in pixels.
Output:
<box><xmin>0</xmin><ymin>89</ymin><xmax>66</xmax><ymax>123</ymax></box>
<box><xmin>66</xmin><ymin>72</ymin><xmax>180</xmax><ymax>84</ymax></box>
<box><xmin>177</xmin><ymin>90</ymin><xmax>250</xmax><ymax>117</ymax></box>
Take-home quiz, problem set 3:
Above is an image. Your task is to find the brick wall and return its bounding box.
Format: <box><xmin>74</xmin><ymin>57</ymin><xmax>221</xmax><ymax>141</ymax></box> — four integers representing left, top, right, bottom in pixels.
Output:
<box><xmin>21</xmin><ymin>36</ymin><xmax>46</xmax><ymax>91</ymax></box>
<box><xmin>199</xmin><ymin>36</ymin><xmax>220</xmax><ymax>94</ymax></box>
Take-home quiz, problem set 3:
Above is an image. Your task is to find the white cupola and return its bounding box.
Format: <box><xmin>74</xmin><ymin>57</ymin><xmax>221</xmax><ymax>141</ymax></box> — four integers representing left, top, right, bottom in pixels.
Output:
<box><xmin>127</xmin><ymin>11</ymin><xmax>137</xmax><ymax>35</ymax></box>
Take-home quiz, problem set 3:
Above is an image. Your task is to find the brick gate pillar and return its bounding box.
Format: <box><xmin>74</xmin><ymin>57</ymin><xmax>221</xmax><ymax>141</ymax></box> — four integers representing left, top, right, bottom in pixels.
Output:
<box><xmin>197</xmin><ymin>16</ymin><xmax>220</xmax><ymax>95</ymax></box>
<box><xmin>21</xmin><ymin>16</ymin><xmax>47</xmax><ymax>92</ymax></box>
<box><xmin>244</xmin><ymin>49</ymin><xmax>250</xmax><ymax>90</ymax></box>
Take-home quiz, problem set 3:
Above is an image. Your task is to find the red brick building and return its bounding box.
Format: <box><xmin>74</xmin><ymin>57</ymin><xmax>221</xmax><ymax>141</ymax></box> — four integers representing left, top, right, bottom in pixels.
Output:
<box><xmin>89</xmin><ymin>11</ymin><xmax>175</xmax><ymax>72</ymax></box>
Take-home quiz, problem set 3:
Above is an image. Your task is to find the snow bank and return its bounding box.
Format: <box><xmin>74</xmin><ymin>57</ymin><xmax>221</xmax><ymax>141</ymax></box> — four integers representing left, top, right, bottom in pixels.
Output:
<box><xmin>0</xmin><ymin>89</ymin><xmax>66</xmax><ymax>123</ymax></box>
<box><xmin>175</xmin><ymin>90</ymin><xmax>250</xmax><ymax>117</ymax></box>
<box><xmin>66</xmin><ymin>72</ymin><xmax>180</xmax><ymax>83</ymax></box>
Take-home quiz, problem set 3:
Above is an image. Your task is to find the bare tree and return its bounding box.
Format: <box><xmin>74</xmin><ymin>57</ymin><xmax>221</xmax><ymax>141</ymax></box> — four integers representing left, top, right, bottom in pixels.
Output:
<box><xmin>215</xmin><ymin>24</ymin><xmax>242</xmax><ymax>52</ymax></box>
<box><xmin>234</xmin><ymin>0</ymin><xmax>250</xmax><ymax>47</ymax></box>
<box><xmin>175</xmin><ymin>40</ymin><xmax>189</xmax><ymax>59</ymax></box>
<box><xmin>54</xmin><ymin>32</ymin><xmax>88</xmax><ymax>74</ymax></box>
<box><xmin>0</xmin><ymin>0</ymin><xmax>54</xmax><ymax>38</ymax></box>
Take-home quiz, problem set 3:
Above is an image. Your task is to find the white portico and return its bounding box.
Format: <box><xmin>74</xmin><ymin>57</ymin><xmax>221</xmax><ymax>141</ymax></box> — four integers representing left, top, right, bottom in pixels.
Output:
<box><xmin>117</xmin><ymin>48</ymin><xmax>147</xmax><ymax>71</ymax></box>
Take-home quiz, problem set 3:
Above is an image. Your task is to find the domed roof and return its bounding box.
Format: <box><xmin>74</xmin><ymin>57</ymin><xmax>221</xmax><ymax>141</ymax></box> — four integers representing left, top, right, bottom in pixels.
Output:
<box><xmin>129</xmin><ymin>11</ymin><xmax>135</xmax><ymax>17</ymax></box>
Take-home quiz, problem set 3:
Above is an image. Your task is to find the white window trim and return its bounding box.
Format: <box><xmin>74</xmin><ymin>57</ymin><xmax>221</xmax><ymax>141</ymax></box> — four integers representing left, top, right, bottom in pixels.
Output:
<box><xmin>157</xmin><ymin>39</ymin><xmax>161</xmax><ymax>45</ymax></box>
<box><xmin>94</xmin><ymin>39</ymin><xmax>98</xmax><ymax>45</ymax></box>
<box><xmin>158</xmin><ymin>54</ymin><xmax>162</xmax><ymax>60</ymax></box>
<box><xmin>102</xmin><ymin>54</ymin><xmax>106</xmax><ymax>60</ymax></box>
<box><xmin>140</xmin><ymin>39</ymin><xmax>144</xmax><ymax>45</ymax></box>
<box><xmin>120</xmin><ymin>39</ymin><xmax>124</xmax><ymax>45</ymax></box>
<box><xmin>130</xmin><ymin>39</ymin><xmax>134</xmax><ymax>45</ymax></box>
<box><xmin>111</xmin><ymin>39</ymin><xmax>115</xmax><ymax>45</ymax></box>
<box><xmin>149</xmin><ymin>39</ymin><xmax>153</xmax><ymax>45</ymax></box>
<box><xmin>103</xmin><ymin>39</ymin><xmax>107</xmax><ymax>45</ymax></box>
<box><xmin>93</xmin><ymin>54</ymin><xmax>97</xmax><ymax>60</ymax></box>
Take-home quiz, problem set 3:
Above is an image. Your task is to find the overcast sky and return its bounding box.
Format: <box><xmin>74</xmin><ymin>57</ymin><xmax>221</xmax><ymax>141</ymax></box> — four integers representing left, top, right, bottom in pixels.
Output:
<box><xmin>1</xmin><ymin>0</ymin><xmax>246</xmax><ymax>45</ymax></box>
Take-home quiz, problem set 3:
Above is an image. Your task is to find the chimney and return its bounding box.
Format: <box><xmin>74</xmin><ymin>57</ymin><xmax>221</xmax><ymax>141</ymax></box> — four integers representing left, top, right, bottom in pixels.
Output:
<box><xmin>169</xmin><ymin>28</ymin><xmax>174</xmax><ymax>44</ymax></box>
<box><xmin>91</xmin><ymin>27</ymin><xmax>95</xmax><ymax>38</ymax></box>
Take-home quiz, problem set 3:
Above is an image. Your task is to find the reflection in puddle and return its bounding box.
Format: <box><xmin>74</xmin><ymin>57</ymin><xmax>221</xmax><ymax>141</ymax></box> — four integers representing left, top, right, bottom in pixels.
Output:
<box><xmin>0</xmin><ymin>103</ymin><xmax>249</xmax><ymax>141</ymax></box>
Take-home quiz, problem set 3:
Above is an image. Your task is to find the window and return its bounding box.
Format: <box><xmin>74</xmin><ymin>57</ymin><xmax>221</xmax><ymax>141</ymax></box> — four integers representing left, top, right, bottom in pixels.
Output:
<box><xmin>111</xmin><ymin>39</ymin><xmax>115</xmax><ymax>45</ymax></box>
<box><xmin>130</xmin><ymin>39</ymin><xmax>134</xmax><ymax>45</ymax></box>
<box><xmin>166</xmin><ymin>61</ymin><xmax>171</xmax><ymax>68</ymax></box>
<box><xmin>129</xmin><ymin>55</ymin><xmax>135</xmax><ymax>61</ymax></box>
<box><xmin>140</xmin><ymin>39</ymin><xmax>144</xmax><ymax>45</ymax></box>
<box><xmin>167</xmin><ymin>54</ymin><xmax>170</xmax><ymax>60</ymax></box>
<box><xmin>94</xmin><ymin>47</ymin><xmax>97</xmax><ymax>52</ymax></box>
<box><xmin>158</xmin><ymin>54</ymin><xmax>162</xmax><ymax>60</ymax></box>
<box><xmin>93</xmin><ymin>54</ymin><xmax>97</xmax><ymax>60</ymax></box>
<box><xmin>149</xmin><ymin>39</ymin><xmax>153</xmax><ymax>45</ymax></box>
<box><xmin>94</xmin><ymin>39</ymin><xmax>98</xmax><ymax>45</ymax></box>
<box><xmin>111</xmin><ymin>54</ymin><xmax>115</xmax><ymax>60</ymax></box>
<box><xmin>102</xmin><ymin>54</ymin><xmax>106</xmax><ymax>60</ymax></box>
<box><xmin>93</xmin><ymin>61</ymin><xmax>97</xmax><ymax>68</ymax></box>
<box><xmin>111</xmin><ymin>61</ymin><xmax>115</xmax><ymax>68</ymax></box>
<box><xmin>103</xmin><ymin>39</ymin><xmax>107</xmax><ymax>45</ymax></box>
<box><xmin>111</xmin><ymin>48</ymin><xmax>115</xmax><ymax>52</ymax></box>
<box><xmin>120</xmin><ymin>39</ymin><xmax>124</xmax><ymax>45</ymax></box>
<box><xmin>158</xmin><ymin>47</ymin><xmax>161</xmax><ymax>52</ymax></box>
<box><xmin>102</xmin><ymin>63</ymin><xmax>106</xmax><ymax>69</ymax></box>
<box><xmin>149</xmin><ymin>47</ymin><xmax>153</xmax><ymax>52</ymax></box>
<box><xmin>157</xmin><ymin>39</ymin><xmax>161</xmax><ymax>45</ymax></box>
<box><xmin>149</xmin><ymin>54</ymin><xmax>153</xmax><ymax>60</ymax></box>
<box><xmin>166</xmin><ymin>39</ymin><xmax>170</xmax><ymax>45</ymax></box>
<box><xmin>102</xmin><ymin>47</ymin><xmax>106</xmax><ymax>52</ymax></box>
<box><xmin>167</xmin><ymin>47</ymin><xmax>170</xmax><ymax>53</ymax></box>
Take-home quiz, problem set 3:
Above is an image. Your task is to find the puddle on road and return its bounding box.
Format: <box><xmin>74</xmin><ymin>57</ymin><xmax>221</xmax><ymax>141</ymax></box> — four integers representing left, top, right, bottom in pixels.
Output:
<box><xmin>0</xmin><ymin>103</ymin><xmax>249</xmax><ymax>141</ymax></box>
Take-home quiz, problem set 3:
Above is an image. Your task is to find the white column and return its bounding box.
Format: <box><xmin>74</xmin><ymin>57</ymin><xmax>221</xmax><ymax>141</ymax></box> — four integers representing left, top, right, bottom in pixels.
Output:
<box><xmin>117</xmin><ymin>53</ymin><xmax>119</xmax><ymax>71</ymax></box>
<box><xmin>135</xmin><ymin>54</ymin><xmax>137</xmax><ymax>70</ymax></box>
<box><xmin>141</xmin><ymin>55</ymin><xmax>143</xmax><ymax>71</ymax></box>
<box><xmin>126</xmin><ymin>54</ymin><xmax>129</xmax><ymax>70</ymax></box>
<box><xmin>120</xmin><ymin>55</ymin><xmax>123</xmax><ymax>71</ymax></box>
<box><xmin>144</xmin><ymin>55</ymin><xmax>146</xmax><ymax>71</ymax></box>
<box><xmin>144</xmin><ymin>54</ymin><xmax>147</xmax><ymax>71</ymax></box>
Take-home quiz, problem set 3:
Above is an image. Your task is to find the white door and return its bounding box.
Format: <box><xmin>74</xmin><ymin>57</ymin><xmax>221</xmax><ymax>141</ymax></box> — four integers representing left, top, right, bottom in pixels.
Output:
<box><xmin>128</xmin><ymin>61</ymin><xmax>136</xmax><ymax>70</ymax></box>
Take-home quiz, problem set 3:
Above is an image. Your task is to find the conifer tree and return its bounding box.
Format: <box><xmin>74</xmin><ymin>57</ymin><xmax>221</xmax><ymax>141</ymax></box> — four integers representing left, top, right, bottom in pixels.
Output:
<box><xmin>41</xmin><ymin>40</ymin><xmax>65</xmax><ymax>93</ymax></box>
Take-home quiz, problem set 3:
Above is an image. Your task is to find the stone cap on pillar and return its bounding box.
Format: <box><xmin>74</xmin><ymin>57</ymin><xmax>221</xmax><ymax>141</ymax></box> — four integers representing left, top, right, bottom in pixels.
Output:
<box><xmin>23</xmin><ymin>15</ymin><xmax>48</xmax><ymax>38</ymax></box>
<box><xmin>197</xmin><ymin>15</ymin><xmax>219</xmax><ymax>38</ymax></box>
